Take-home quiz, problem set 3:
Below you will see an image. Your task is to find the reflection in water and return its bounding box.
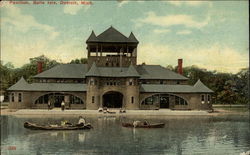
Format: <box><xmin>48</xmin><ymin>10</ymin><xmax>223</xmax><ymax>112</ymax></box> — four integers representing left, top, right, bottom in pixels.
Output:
<box><xmin>78</xmin><ymin>133</ymin><xmax>85</xmax><ymax>142</ymax></box>
<box><xmin>1</xmin><ymin>115</ymin><xmax>250</xmax><ymax>154</ymax></box>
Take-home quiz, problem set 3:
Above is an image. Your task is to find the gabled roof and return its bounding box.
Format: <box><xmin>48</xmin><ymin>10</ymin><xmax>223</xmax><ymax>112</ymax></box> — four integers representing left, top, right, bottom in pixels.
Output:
<box><xmin>86</xmin><ymin>31</ymin><xmax>98</xmax><ymax>43</ymax></box>
<box><xmin>8</xmin><ymin>77</ymin><xmax>29</xmax><ymax>91</ymax></box>
<box><xmin>128</xmin><ymin>32</ymin><xmax>139</xmax><ymax>43</ymax></box>
<box><xmin>8</xmin><ymin>77</ymin><xmax>86</xmax><ymax>92</ymax></box>
<box><xmin>34</xmin><ymin>64</ymin><xmax>88</xmax><ymax>79</ymax></box>
<box><xmin>193</xmin><ymin>79</ymin><xmax>214</xmax><ymax>93</ymax></box>
<box><xmin>86</xmin><ymin>62</ymin><xmax>100</xmax><ymax>77</ymax></box>
<box><xmin>140</xmin><ymin>83</ymin><xmax>214</xmax><ymax>93</ymax></box>
<box><xmin>123</xmin><ymin>64</ymin><xmax>140</xmax><ymax>77</ymax></box>
<box><xmin>86</xmin><ymin>26</ymin><xmax>139</xmax><ymax>44</ymax></box>
<box><xmin>140</xmin><ymin>84</ymin><xmax>194</xmax><ymax>93</ymax></box>
<box><xmin>136</xmin><ymin>65</ymin><xmax>188</xmax><ymax>80</ymax></box>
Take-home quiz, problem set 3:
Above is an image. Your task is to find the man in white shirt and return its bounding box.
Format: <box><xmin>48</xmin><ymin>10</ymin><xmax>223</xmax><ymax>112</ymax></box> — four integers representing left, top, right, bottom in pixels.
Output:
<box><xmin>78</xmin><ymin>116</ymin><xmax>86</xmax><ymax>126</ymax></box>
<box><xmin>61</xmin><ymin>100</ymin><xmax>65</xmax><ymax>111</ymax></box>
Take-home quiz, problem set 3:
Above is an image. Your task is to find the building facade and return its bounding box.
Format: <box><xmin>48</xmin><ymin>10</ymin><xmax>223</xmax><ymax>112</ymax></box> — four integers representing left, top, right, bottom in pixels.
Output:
<box><xmin>8</xmin><ymin>27</ymin><xmax>213</xmax><ymax>110</ymax></box>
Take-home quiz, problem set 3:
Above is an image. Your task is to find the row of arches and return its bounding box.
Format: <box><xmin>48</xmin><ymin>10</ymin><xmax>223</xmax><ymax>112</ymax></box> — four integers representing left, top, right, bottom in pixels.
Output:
<box><xmin>34</xmin><ymin>92</ymin><xmax>188</xmax><ymax>108</ymax></box>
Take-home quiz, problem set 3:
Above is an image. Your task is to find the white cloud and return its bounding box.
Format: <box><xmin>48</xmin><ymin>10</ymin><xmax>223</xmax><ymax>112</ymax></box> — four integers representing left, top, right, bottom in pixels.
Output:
<box><xmin>63</xmin><ymin>2</ymin><xmax>90</xmax><ymax>15</ymax></box>
<box><xmin>153</xmin><ymin>29</ymin><xmax>171</xmax><ymax>34</ymax></box>
<box><xmin>1</xmin><ymin>4</ymin><xmax>59</xmax><ymax>40</ymax></box>
<box><xmin>117</xmin><ymin>1</ymin><xmax>129</xmax><ymax>7</ymax></box>
<box><xmin>138</xmin><ymin>43</ymin><xmax>248</xmax><ymax>73</ymax></box>
<box><xmin>135</xmin><ymin>12</ymin><xmax>210</xmax><ymax>29</ymax></box>
<box><xmin>176</xmin><ymin>30</ymin><xmax>192</xmax><ymax>35</ymax></box>
<box><xmin>167</xmin><ymin>1</ymin><xmax>212</xmax><ymax>7</ymax></box>
<box><xmin>167</xmin><ymin>1</ymin><xmax>182</xmax><ymax>6</ymax></box>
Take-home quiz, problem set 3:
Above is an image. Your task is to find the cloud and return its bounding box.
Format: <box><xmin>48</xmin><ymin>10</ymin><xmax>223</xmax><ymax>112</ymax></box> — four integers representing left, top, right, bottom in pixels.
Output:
<box><xmin>1</xmin><ymin>4</ymin><xmax>59</xmax><ymax>40</ymax></box>
<box><xmin>176</xmin><ymin>30</ymin><xmax>192</xmax><ymax>35</ymax></box>
<box><xmin>117</xmin><ymin>1</ymin><xmax>129</xmax><ymax>7</ymax></box>
<box><xmin>138</xmin><ymin>43</ymin><xmax>248</xmax><ymax>73</ymax></box>
<box><xmin>168</xmin><ymin>1</ymin><xmax>212</xmax><ymax>7</ymax></box>
<box><xmin>63</xmin><ymin>2</ymin><xmax>90</xmax><ymax>15</ymax></box>
<box><xmin>153</xmin><ymin>29</ymin><xmax>171</xmax><ymax>34</ymax></box>
<box><xmin>135</xmin><ymin>12</ymin><xmax>210</xmax><ymax>29</ymax></box>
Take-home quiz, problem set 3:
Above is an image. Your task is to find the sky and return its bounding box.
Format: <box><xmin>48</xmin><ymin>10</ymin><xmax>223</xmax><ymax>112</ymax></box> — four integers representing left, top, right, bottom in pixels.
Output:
<box><xmin>1</xmin><ymin>0</ymin><xmax>249</xmax><ymax>73</ymax></box>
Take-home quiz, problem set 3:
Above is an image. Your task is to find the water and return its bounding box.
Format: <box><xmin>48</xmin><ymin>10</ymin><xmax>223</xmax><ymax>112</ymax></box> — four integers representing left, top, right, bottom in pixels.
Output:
<box><xmin>1</xmin><ymin>115</ymin><xmax>250</xmax><ymax>155</ymax></box>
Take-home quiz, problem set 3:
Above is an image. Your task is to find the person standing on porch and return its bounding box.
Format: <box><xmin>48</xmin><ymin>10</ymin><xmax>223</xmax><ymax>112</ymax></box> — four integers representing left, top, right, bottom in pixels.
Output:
<box><xmin>47</xmin><ymin>100</ymin><xmax>51</xmax><ymax>111</ymax></box>
<box><xmin>61</xmin><ymin>100</ymin><xmax>65</xmax><ymax>111</ymax></box>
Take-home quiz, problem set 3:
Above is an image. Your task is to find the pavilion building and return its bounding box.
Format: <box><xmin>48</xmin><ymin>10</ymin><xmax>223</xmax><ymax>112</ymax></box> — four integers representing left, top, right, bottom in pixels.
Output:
<box><xmin>8</xmin><ymin>26</ymin><xmax>213</xmax><ymax>110</ymax></box>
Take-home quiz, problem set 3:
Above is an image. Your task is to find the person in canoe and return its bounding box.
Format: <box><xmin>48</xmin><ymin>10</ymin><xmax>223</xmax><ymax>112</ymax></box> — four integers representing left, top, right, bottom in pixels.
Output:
<box><xmin>77</xmin><ymin>116</ymin><xmax>86</xmax><ymax>126</ymax></box>
<box><xmin>133</xmin><ymin>120</ymin><xmax>142</xmax><ymax>127</ymax></box>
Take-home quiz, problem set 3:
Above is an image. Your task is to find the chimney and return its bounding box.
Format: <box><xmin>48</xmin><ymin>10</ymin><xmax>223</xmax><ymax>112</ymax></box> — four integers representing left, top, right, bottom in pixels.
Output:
<box><xmin>37</xmin><ymin>61</ymin><xmax>43</xmax><ymax>73</ymax></box>
<box><xmin>178</xmin><ymin>59</ymin><xmax>183</xmax><ymax>75</ymax></box>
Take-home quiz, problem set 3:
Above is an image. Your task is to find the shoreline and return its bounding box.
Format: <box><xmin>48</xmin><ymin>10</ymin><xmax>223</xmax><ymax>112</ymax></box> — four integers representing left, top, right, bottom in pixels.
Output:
<box><xmin>1</xmin><ymin>108</ymin><xmax>249</xmax><ymax>117</ymax></box>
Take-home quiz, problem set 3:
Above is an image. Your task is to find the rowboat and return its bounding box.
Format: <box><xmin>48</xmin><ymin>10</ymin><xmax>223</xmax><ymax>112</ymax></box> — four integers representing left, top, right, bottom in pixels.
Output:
<box><xmin>24</xmin><ymin>122</ymin><xmax>93</xmax><ymax>130</ymax></box>
<box><xmin>122</xmin><ymin>122</ymin><xmax>165</xmax><ymax>128</ymax></box>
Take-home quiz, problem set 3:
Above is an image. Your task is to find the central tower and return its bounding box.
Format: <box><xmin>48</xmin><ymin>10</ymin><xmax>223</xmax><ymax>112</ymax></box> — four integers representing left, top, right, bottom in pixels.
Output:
<box><xmin>86</xmin><ymin>26</ymin><xmax>139</xmax><ymax>68</ymax></box>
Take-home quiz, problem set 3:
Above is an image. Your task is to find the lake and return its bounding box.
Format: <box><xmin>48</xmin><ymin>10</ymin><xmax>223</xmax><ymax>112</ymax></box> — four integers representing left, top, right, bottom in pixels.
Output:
<box><xmin>1</xmin><ymin>115</ymin><xmax>250</xmax><ymax>155</ymax></box>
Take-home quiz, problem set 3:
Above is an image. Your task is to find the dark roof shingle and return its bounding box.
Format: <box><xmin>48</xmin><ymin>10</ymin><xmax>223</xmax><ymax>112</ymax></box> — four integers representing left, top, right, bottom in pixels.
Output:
<box><xmin>136</xmin><ymin>65</ymin><xmax>188</xmax><ymax>80</ymax></box>
<box><xmin>86</xmin><ymin>26</ymin><xmax>139</xmax><ymax>44</ymax></box>
<box><xmin>34</xmin><ymin>64</ymin><xmax>88</xmax><ymax>79</ymax></box>
<box><xmin>8</xmin><ymin>78</ymin><xmax>86</xmax><ymax>92</ymax></box>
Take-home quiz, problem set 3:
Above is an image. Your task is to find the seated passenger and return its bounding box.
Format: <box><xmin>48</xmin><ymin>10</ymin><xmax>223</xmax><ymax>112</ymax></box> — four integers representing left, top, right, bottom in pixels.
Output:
<box><xmin>78</xmin><ymin>116</ymin><xmax>86</xmax><ymax>126</ymax></box>
<box><xmin>98</xmin><ymin>107</ymin><xmax>103</xmax><ymax>112</ymax></box>
<box><xmin>133</xmin><ymin>121</ymin><xmax>142</xmax><ymax>128</ymax></box>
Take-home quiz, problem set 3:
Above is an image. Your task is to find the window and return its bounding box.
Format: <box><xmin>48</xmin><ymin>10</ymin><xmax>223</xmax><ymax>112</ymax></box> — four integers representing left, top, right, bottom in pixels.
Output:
<box><xmin>175</xmin><ymin>96</ymin><xmax>187</xmax><ymax>105</ymax></box>
<box><xmin>92</xmin><ymin>96</ymin><xmax>95</xmax><ymax>103</ymax></box>
<box><xmin>131</xmin><ymin>97</ymin><xmax>134</xmax><ymax>104</ymax></box>
<box><xmin>201</xmin><ymin>94</ymin><xmax>205</xmax><ymax>104</ymax></box>
<box><xmin>160</xmin><ymin>80</ymin><xmax>164</xmax><ymax>84</ymax></box>
<box><xmin>18</xmin><ymin>93</ymin><xmax>22</xmax><ymax>102</ymax></box>
<box><xmin>176</xmin><ymin>81</ymin><xmax>180</xmax><ymax>84</ymax></box>
<box><xmin>129</xmin><ymin>79</ymin><xmax>133</xmax><ymax>85</ymax></box>
<box><xmin>207</xmin><ymin>94</ymin><xmax>211</xmax><ymax>103</ymax></box>
<box><xmin>11</xmin><ymin>93</ymin><xmax>15</xmax><ymax>102</ymax></box>
<box><xmin>90</xmin><ymin>79</ymin><xmax>95</xmax><ymax>85</ymax></box>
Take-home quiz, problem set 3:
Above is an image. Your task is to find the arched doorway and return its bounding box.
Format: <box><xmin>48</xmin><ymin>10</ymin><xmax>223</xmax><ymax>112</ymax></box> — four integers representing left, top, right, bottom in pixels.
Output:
<box><xmin>103</xmin><ymin>91</ymin><xmax>123</xmax><ymax>108</ymax></box>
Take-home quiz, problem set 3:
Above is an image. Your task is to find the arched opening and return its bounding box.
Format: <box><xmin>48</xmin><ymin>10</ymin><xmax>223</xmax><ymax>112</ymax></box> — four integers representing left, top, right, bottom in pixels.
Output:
<box><xmin>35</xmin><ymin>93</ymin><xmax>84</xmax><ymax>108</ymax></box>
<box><xmin>160</xmin><ymin>94</ymin><xmax>170</xmax><ymax>108</ymax></box>
<box><xmin>141</xmin><ymin>94</ymin><xmax>188</xmax><ymax>109</ymax></box>
<box><xmin>103</xmin><ymin>91</ymin><xmax>123</xmax><ymax>108</ymax></box>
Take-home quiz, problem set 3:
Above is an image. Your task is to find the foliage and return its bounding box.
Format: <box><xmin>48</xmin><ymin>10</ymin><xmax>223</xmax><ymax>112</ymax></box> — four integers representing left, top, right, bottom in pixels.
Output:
<box><xmin>70</xmin><ymin>58</ymin><xmax>87</xmax><ymax>64</ymax></box>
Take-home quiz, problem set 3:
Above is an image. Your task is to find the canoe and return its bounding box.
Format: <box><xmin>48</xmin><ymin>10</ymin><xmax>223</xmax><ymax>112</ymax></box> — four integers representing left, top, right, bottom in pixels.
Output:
<box><xmin>24</xmin><ymin>122</ymin><xmax>93</xmax><ymax>130</ymax></box>
<box><xmin>122</xmin><ymin>122</ymin><xmax>165</xmax><ymax>128</ymax></box>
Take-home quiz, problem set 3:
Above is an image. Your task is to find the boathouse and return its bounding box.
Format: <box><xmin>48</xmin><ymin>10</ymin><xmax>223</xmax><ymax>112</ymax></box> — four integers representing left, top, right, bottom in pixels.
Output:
<box><xmin>8</xmin><ymin>26</ymin><xmax>213</xmax><ymax>110</ymax></box>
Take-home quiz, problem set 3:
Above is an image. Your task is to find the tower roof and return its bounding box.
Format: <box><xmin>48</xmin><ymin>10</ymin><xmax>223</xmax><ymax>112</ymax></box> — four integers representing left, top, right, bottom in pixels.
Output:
<box><xmin>86</xmin><ymin>26</ymin><xmax>139</xmax><ymax>44</ymax></box>
<box><xmin>123</xmin><ymin>63</ymin><xmax>140</xmax><ymax>77</ymax></box>
<box><xmin>86</xmin><ymin>62</ymin><xmax>100</xmax><ymax>77</ymax></box>
<box><xmin>8</xmin><ymin>77</ymin><xmax>29</xmax><ymax>91</ymax></box>
<box><xmin>86</xmin><ymin>31</ymin><xmax>98</xmax><ymax>43</ymax></box>
<box><xmin>193</xmin><ymin>79</ymin><xmax>214</xmax><ymax>93</ymax></box>
<box><xmin>128</xmin><ymin>32</ymin><xmax>139</xmax><ymax>43</ymax></box>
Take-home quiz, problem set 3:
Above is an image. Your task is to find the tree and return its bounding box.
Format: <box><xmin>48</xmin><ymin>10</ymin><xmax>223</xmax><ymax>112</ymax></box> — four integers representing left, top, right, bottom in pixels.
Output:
<box><xmin>70</xmin><ymin>58</ymin><xmax>87</xmax><ymax>64</ymax></box>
